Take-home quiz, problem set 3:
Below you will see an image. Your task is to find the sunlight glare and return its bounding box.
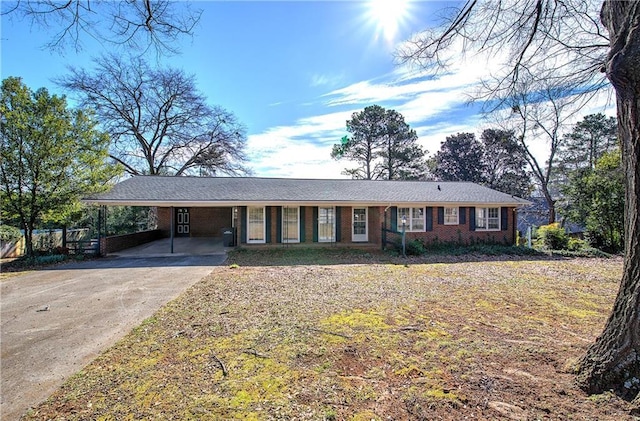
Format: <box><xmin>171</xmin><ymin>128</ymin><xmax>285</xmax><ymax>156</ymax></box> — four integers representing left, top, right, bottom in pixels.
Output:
<box><xmin>368</xmin><ymin>0</ymin><xmax>412</xmax><ymax>43</ymax></box>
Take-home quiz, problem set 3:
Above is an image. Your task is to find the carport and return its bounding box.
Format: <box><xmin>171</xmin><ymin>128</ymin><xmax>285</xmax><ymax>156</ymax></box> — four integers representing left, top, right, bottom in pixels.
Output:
<box><xmin>84</xmin><ymin>185</ymin><xmax>237</xmax><ymax>256</ymax></box>
<box><xmin>111</xmin><ymin>236</ymin><xmax>229</xmax><ymax>258</ymax></box>
<box><xmin>85</xmin><ymin>206</ymin><xmax>235</xmax><ymax>257</ymax></box>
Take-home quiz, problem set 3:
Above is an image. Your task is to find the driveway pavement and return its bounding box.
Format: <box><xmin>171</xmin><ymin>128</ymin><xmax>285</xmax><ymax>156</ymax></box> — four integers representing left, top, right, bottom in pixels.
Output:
<box><xmin>1</xmin><ymin>253</ymin><xmax>225</xmax><ymax>420</ymax></box>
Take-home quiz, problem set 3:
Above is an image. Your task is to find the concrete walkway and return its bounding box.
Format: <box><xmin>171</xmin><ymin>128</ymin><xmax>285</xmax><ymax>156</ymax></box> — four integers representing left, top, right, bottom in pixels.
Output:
<box><xmin>110</xmin><ymin>236</ymin><xmax>229</xmax><ymax>258</ymax></box>
<box><xmin>1</xmin><ymin>251</ymin><xmax>225</xmax><ymax>420</ymax></box>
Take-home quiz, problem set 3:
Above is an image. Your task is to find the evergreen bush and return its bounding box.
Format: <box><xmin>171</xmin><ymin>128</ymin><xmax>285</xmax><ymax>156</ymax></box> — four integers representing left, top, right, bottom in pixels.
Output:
<box><xmin>536</xmin><ymin>223</ymin><xmax>569</xmax><ymax>250</ymax></box>
<box><xmin>0</xmin><ymin>225</ymin><xmax>22</xmax><ymax>243</ymax></box>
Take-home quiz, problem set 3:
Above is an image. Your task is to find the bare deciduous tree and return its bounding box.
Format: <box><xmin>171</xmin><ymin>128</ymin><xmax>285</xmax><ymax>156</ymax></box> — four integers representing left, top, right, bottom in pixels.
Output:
<box><xmin>400</xmin><ymin>0</ymin><xmax>640</xmax><ymax>403</ymax></box>
<box><xmin>497</xmin><ymin>78</ymin><xmax>595</xmax><ymax>223</ymax></box>
<box><xmin>58</xmin><ymin>54</ymin><xmax>248</xmax><ymax>177</ymax></box>
<box><xmin>1</xmin><ymin>0</ymin><xmax>201</xmax><ymax>55</ymax></box>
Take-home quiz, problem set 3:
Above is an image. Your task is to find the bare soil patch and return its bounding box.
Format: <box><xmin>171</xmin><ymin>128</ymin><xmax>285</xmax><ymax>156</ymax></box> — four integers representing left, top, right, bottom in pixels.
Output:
<box><xmin>23</xmin><ymin>254</ymin><xmax>634</xmax><ymax>420</ymax></box>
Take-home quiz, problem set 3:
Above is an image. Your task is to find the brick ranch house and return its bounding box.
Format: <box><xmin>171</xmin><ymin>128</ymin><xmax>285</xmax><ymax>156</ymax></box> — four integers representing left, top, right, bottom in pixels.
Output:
<box><xmin>85</xmin><ymin>176</ymin><xmax>530</xmax><ymax>253</ymax></box>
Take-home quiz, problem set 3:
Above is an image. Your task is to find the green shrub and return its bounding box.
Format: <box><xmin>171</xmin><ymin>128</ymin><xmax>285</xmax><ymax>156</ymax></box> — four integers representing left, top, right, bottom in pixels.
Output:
<box><xmin>536</xmin><ymin>223</ymin><xmax>569</xmax><ymax>250</ymax></box>
<box><xmin>0</xmin><ymin>225</ymin><xmax>22</xmax><ymax>243</ymax></box>
<box><xmin>567</xmin><ymin>237</ymin><xmax>589</xmax><ymax>252</ymax></box>
<box><xmin>32</xmin><ymin>254</ymin><xmax>67</xmax><ymax>264</ymax></box>
<box><xmin>406</xmin><ymin>239</ymin><xmax>427</xmax><ymax>256</ymax></box>
<box><xmin>393</xmin><ymin>238</ymin><xmax>428</xmax><ymax>256</ymax></box>
<box><xmin>3</xmin><ymin>254</ymin><xmax>68</xmax><ymax>270</ymax></box>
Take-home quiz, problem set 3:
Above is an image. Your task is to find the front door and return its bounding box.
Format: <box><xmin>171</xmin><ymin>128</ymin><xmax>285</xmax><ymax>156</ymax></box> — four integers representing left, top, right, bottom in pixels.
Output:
<box><xmin>175</xmin><ymin>208</ymin><xmax>190</xmax><ymax>237</ymax></box>
<box><xmin>352</xmin><ymin>207</ymin><xmax>368</xmax><ymax>242</ymax></box>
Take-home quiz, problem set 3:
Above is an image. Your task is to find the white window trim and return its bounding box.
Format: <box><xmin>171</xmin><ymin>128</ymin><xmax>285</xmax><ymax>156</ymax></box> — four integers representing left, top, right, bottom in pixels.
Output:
<box><xmin>475</xmin><ymin>207</ymin><xmax>501</xmax><ymax>231</ymax></box>
<box><xmin>247</xmin><ymin>206</ymin><xmax>266</xmax><ymax>244</ymax></box>
<box><xmin>318</xmin><ymin>206</ymin><xmax>336</xmax><ymax>242</ymax></box>
<box><xmin>282</xmin><ymin>206</ymin><xmax>300</xmax><ymax>243</ymax></box>
<box><xmin>352</xmin><ymin>207</ymin><xmax>368</xmax><ymax>242</ymax></box>
<box><xmin>444</xmin><ymin>207</ymin><xmax>459</xmax><ymax>225</ymax></box>
<box><xmin>397</xmin><ymin>207</ymin><xmax>425</xmax><ymax>232</ymax></box>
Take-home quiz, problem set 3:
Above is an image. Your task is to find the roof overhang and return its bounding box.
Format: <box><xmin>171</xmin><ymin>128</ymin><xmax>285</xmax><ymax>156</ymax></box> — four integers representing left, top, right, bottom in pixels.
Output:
<box><xmin>83</xmin><ymin>199</ymin><xmax>532</xmax><ymax>208</ymax></box>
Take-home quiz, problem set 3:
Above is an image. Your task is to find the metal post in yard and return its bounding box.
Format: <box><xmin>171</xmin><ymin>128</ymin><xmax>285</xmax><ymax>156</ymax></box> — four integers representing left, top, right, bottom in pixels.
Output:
<box><xmin>170</xmin><ymin>206</ymin><xmax>175</xmax><ymax>254</ymax></box>
<box><xmin>97</xmin><ymin>207</ymin><xmax>102</xmax><ymax>257</ymax></box>
<box><xmin>402</xmin><ymin>215</ymin><xmax>407</xmax><ymax>258</ymax></box>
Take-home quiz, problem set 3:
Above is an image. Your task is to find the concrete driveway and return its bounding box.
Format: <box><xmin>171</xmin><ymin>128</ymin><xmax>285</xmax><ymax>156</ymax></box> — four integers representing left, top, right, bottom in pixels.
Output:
<box><xmin>1</xmin><ymin>253</ymin><xmax>225</xmax><ymax>420</ymax></box>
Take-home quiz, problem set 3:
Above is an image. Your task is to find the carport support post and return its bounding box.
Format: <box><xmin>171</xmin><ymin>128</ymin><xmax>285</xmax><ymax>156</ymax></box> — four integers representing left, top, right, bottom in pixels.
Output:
<box><xmin>97</xmin><ymin>205</ymin><xmax>107</xmax><ymax>257</ymax></box>
<box><xmin>170</xmin><ymin>206</ymin><xmax>175</xmax><ymax>254</ymax></box>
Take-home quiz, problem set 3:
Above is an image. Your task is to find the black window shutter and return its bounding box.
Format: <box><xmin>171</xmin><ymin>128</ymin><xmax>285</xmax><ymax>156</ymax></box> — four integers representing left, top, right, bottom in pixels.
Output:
<box><xmin>459</xmin><ymin>207</ymin><xmax>466</xmax><ymax>225</ymax></box>
<box><xmin>391</xmin><ymin>207</ymin><xmax>398</xmax><ymax>232</ymax></box>
<box><xmin>300</xmin><ymin>207</ymin><xmax>306</xmax><ymax>242</ymax></box>
<box><xmin>313</xmin><ymin>206</ymin><xmax>319</xmax><ymax>242</ymax></box>
<box><xmin>469</xmin><ymin>206</ymin><xmax>476</xmax><ymax>231</ymax></box>
<box><xmin>265</xmin><ymin>206</ymin><xmax>272</xmax><ymax>243</ymax></box>
<box><xmin>437</xmin><ymin>207</ymin><xmax>444</xmax><ymax>225</ymax></box>
<box><xmin>240</xmin><ymin>206</ymin><xmax>247</xmax><ymax>243</ymax></box>
<box><xmin>335</xmin><ymin>206</ymin><xmax>341</xmax><ymax>242</ymax></box>
<box><xmin>276</xmin><ymin>207</ymin><xmax>283</xmax><ymax>243</ymax></box>
<box><xmin>426</xmin><ymin>207</ymin><xmax>433</xmax><ymax>231</ymax></box>
<box><xmin>501</xmin><ymin>207</ymin><xmax>509</xmax><ymax>231</ymax></box>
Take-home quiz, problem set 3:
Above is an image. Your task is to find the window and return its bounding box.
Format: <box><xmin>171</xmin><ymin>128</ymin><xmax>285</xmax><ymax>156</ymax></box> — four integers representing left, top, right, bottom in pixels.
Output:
<box><xmin>476</xmin><ymin>207</ymin><xmax>500</xmax><ymax>231</ymax></box>
<box><xmin>282</xmin><ymin>206</ymin><xmax>299</xmax><ymax>243</ymax></box>
<box><xmin>397</xmin><ymin>207</ymin><xmax>425</xmax><ymax>232</ymax></box>
<box><xmin>247</xmin><ymin>206</ymin><xmax>265</xmax><ymax>243</ymax></box>
<box><xmin>318</xmin><ymin>207</ymin><xmax>335</xmax><ymax>242</ymax></box>
<box><xmin>444</xmin><ymin>207</ymin><xmax>459</xmax><ymax>225</ymax></box>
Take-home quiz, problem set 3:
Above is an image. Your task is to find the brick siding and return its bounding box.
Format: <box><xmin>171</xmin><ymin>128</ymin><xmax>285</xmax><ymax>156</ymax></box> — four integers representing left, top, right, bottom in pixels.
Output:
<box><xmin>155</xmin><ymin>205</ymin><xmax>518</xmax><ymax>248</ymax></box>
<box><xmin>100</xmin><ymin>229</ymin><xmax>162</xmax><ymax>255</ymax></box>
<box><xmin>382</xmin><ymin>206</ymin><xmax>517</xmax><ymax>246</ymax></box>
<box><xmin>156</xmin><ymin>207</ymin><xmax>232</xmax><ymax>237</ymax></box>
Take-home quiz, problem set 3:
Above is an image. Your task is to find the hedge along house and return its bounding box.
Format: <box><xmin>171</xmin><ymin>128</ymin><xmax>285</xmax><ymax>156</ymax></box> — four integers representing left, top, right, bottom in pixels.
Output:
<box><xmin>84</xmin><ymin>176</ymin><xmax>531</xmax><ymax>254</ymax></box>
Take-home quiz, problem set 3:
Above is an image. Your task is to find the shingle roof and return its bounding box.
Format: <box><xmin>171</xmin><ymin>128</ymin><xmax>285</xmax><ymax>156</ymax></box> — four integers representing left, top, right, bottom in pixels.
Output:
<box><xmin>85</xmin><ymin>176</ymin><xmax>531</xmax><ymax>207</ymax></box>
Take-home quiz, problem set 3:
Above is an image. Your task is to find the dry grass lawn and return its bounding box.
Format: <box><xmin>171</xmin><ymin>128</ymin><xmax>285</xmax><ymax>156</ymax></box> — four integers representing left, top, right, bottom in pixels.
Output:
<box><xmin>23</xmin><ymin>250</ymin><xmax>635</xmax><ymax>420</ymax></box>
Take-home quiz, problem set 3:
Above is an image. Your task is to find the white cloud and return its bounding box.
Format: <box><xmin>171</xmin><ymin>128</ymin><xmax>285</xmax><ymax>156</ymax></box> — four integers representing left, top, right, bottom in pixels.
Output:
<box><xmin>414</xmin><ymin>118</ymin><xmax>483</xmax><ymax>157</ymax></box>
<box><xmin>246</xmin><ymin>109</ymin><xmax>357</xmax><ymax>178</ymax></box>
<box><xmin>310</xmin><ymin>73</ymin><xmax>345</xmax><ymax>88</ymax></box>
<box><xmin>248</xmin><ymin>58</ymin><xmax>490</xmax><ymax>178</ymax></box>
<box><xmin>246</xmin><ymin>40</ymin><xmax>613</xmax><ymax>179</ymax></box>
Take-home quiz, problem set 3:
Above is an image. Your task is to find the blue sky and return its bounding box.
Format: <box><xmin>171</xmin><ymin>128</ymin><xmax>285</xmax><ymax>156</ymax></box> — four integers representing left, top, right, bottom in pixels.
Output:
<box><xmin>1</xmin><ymin>0</ymin><xmax>595</xmax><ymax>178</ymax></box>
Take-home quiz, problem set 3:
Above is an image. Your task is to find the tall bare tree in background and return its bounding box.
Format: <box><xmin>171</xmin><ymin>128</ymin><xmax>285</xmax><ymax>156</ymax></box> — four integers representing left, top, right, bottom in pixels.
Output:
<box><xmin>1</xmin><ymin>0</ymin><xmax>201</xmax><ymax>55</ymax></box>
<box><xmin>58</xmin><ymin>55</ymin><xmax>249</xmax><ymax>176</ymax></box>
<box><xmin>499</xmin><ymin>78</ymin><xmax>593</xmax><ymax>223</ymax></box>
<box><xmin>400</xmin><ymin>0</ymin><xmax>639</xmax><ymax>404</ymax></box>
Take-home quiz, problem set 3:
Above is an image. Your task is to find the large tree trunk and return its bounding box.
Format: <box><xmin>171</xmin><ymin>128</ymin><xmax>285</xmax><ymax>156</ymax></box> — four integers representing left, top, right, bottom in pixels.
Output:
<box><xmin>576</xmin><ymin>0</ymin><xmax>640</xmax><ymax>402</ymax></box>
<box><xmin>24</xmin><ymin>225</ymin><xmax>34</xmax><ymax>257</ymax></box>
<box><xmin>536</xmin><ymin>179</ymin><xmax>556</xmax><ymax>224</ymax></box>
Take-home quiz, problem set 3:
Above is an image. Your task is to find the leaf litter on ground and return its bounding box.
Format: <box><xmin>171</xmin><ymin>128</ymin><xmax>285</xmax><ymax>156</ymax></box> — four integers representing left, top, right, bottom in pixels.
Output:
<box><xmin>23</xmin><ymin>250</ymin><xmax>635</xmax><ymax>420</ymax></box>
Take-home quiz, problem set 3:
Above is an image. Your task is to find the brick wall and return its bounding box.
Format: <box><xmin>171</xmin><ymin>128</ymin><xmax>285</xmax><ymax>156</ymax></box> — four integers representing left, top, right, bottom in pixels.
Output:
<box><xmin>369</xmin><ymin>207</ymin><xmax>382</xmax><ymax>246</ymax></box>
<box><xmin>382</xmin><ymin>206</ymin><xmax>517</xmax><ymax>246</ymax></box>
<box><xmin>157</xmin><ymin>207</ymin><xmax>170</xmax><ymax>235</ymax></box>
<box><xmin>338</xmin><ymin>206</ymin><xmax>350</xmax><ymax>243</ymax></box>
<box><xmin>190</xmin><ymin>208</ymin><xmax>233</xmax><ymax>237</ymax></box>
<box><xmin>155</xmin><ymin>205</ymin><xmax>517</xmax><ymax>248</ymax></box>
<box><xmin>101</xmin><ymin>229</ymin><xmax>162</xmax><ymax>255</ymax></box>
<box><xmin>156</xmin><ymin>207</ymin><xmax>233</xmax><ymax>237</ymax></box>
<box><xmin>268</xmin><ymin>206</ymin><xmax>278</xmax><ymax>244</ymax></box>
<box><xmin>302</xmin><ymin>206</ymin><xmax>314</xmax><ymax>244</ymax></box>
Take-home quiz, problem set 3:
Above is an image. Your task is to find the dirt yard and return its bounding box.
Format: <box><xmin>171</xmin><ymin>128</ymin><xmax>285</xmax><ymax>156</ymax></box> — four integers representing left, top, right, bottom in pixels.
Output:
<box><xmin>22</xmin><ymin>251</ymin><xmax>636</xmax><ymax>420</ymax></box>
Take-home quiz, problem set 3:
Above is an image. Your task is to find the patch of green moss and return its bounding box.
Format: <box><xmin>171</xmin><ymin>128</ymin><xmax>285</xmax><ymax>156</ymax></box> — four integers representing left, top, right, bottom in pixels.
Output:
<box><xmin>424</xmin><ymin>387</ymin><xmax>464</xmax><ymax>403</ymax></box>
<box><xmin>351</xmin><ymin>410</ymin><xmax>382</xmax><ymax>420</ymax></box>
<box><xmin>320</xmin><ymin>308</ymin><xmax>391</xmax><ymax>338</ymax></box>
